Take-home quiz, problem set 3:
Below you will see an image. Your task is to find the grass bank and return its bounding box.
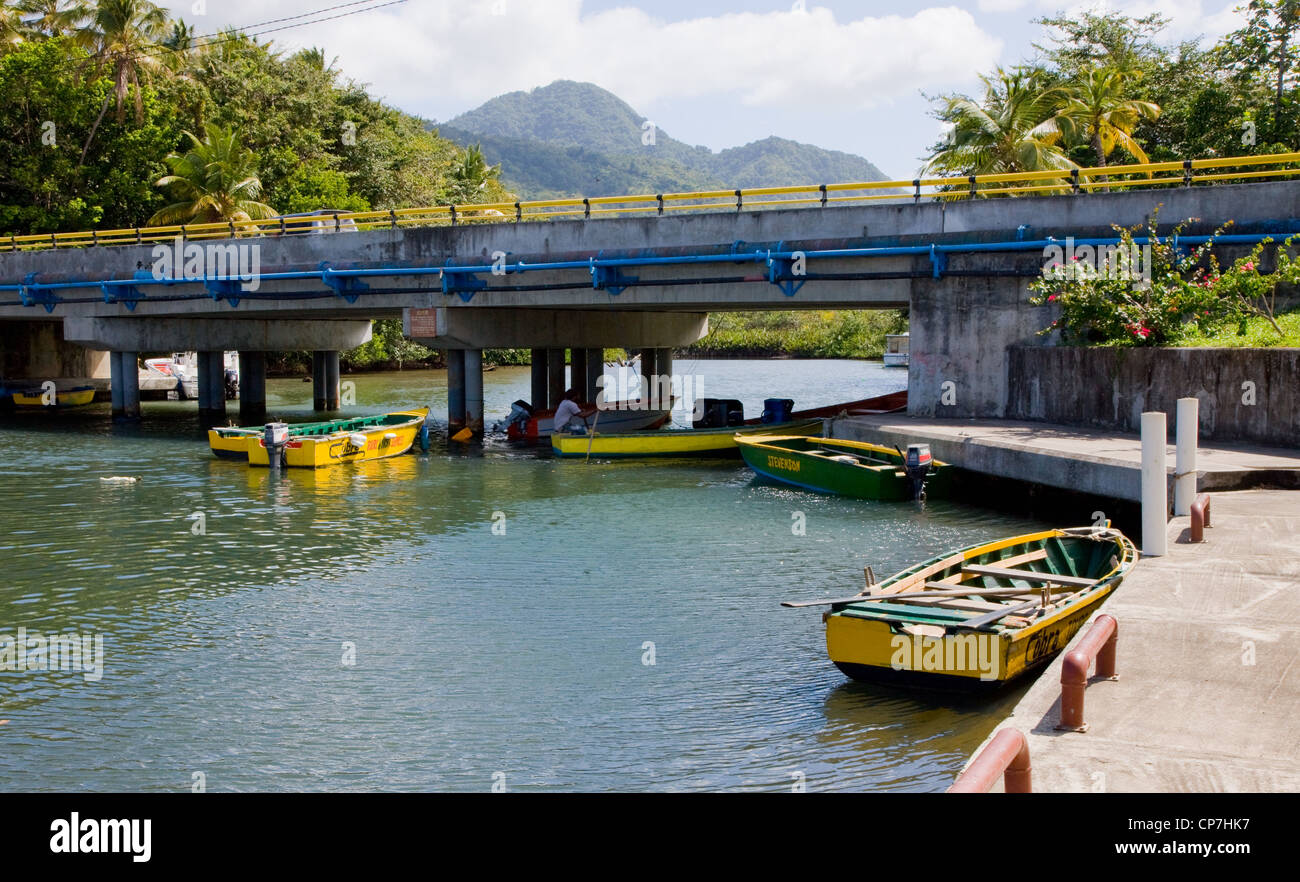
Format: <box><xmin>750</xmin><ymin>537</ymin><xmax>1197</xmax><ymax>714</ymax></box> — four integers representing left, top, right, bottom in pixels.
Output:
<box><xmin>682</xmin><ymin>310</ymin><xmax>908</xmax><ymax>359</ymax></box>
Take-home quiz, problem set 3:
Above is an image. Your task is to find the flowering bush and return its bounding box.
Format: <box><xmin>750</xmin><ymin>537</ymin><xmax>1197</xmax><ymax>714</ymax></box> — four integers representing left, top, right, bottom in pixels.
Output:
<box><xmin>1029</xmin><ymin>213</ymin><xmax>1285</xmax><ymax>346</ymax></box>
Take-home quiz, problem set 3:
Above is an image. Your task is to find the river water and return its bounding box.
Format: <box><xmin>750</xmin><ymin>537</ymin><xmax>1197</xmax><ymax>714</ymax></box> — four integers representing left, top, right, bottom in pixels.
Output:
<box><xmin>0</xmin><ymin>359</ymin><xmax>1047</xmax><ymax>792</ymax></box>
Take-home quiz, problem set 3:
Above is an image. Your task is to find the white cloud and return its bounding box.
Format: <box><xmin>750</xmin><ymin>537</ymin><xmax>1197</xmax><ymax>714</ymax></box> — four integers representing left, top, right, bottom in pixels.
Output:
<box><xmin>163</xmin><ymin>1</ymin><xmax>1002</xmax><ymax>120</ymax></box>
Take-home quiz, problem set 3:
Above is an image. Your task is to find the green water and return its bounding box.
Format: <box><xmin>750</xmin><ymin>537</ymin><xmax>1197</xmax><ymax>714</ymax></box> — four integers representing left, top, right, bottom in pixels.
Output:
<box><xmin>0</xmin><ymin>360</ymin><xmax>1045</xmax><ymax>792</ymax></box>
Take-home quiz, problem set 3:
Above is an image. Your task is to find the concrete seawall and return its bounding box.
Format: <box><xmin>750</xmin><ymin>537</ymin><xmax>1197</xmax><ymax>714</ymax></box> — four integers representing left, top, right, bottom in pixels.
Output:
<box><xmin>1008</xmin><ymin>345</ymin><xmax>1300</xmax><ymax>448</ymax></box>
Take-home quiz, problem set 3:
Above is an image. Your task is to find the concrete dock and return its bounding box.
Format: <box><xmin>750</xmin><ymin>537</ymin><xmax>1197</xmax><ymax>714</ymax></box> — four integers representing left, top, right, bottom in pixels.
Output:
<box><xmin>962</xmin><ymin>489</ymin><xmax>1300</xmax><ymax>792</ymax></box>
<box><xmin>830</xmin><ymin>415</ymin><xmax>1300</xmax><ymax>502</ymax></box>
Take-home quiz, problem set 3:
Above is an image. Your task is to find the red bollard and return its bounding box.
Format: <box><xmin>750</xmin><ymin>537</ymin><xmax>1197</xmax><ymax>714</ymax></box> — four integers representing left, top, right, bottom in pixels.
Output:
<box><xmin>948</xmin><ymin>728</ymin><xmax>1032</xmax><ymax>793</ymax></box>
<box><xmin>1058</xmin><ymin>614</ymin><xmax>1119</xmax><ymax>732</ymax></box>
<box><xmin>1190</xmin><ymin>493</ymin><xmax>1212</xmax><ymax>543</ymax></box>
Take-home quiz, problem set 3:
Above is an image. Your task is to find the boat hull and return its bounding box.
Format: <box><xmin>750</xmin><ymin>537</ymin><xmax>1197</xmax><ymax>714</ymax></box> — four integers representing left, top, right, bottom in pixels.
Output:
<box><xmin>737</xmin><ymin>434</ymin><xmax>951</xmax><ymax>500</ymax></box>
<box><xmin>509</xmin><ymin>403</ymin><xmax>671</xmax><ymax>441</ymax></box>
<box><xmin>822</xmin><ymin>528</ymin><xmax>1137</xmax><ymax>689</ymax></box>
<box><xmin>245</xmin><ymin>408</ymin><xmax>429</xmax><ymax>468</ymax></box>
<box><xmin>552</xmin><ymin>419</ymin><xmax>822</xmax><ymax>458</ymax></box>
<box><xmin>11</xmin><ymin>385</ymin><xmax>95</xmax><ymax>408</ymax></box>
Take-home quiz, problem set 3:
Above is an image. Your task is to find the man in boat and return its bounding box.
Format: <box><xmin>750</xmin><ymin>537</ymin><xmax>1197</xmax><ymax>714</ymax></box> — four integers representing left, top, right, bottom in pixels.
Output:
<box><xmin>553</xmin><ymin>388</ymin><xmax>597</xmax><ymax>434</ymax></box>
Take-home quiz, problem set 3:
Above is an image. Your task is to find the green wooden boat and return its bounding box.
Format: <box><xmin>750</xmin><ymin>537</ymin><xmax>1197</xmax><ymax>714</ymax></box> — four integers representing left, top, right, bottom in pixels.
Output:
<box><xmin>735</xmin><ymin>433</ymin><xmax>952</xmax><ymax>500</ymax></box>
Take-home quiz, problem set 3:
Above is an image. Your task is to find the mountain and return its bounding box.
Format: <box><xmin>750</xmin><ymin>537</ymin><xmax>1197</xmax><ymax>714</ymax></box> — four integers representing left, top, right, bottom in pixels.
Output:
<box><xmin>436</xmin><ymin>81</ymin><xmax>890</xmax><ymax>200</ymax></box>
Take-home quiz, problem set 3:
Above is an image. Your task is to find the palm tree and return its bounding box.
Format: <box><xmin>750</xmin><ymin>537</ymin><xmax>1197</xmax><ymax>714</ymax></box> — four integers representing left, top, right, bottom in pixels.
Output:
<box><xmin>74</xmin><ymin>0</ymin><xmax>169</xmax><ymax>124</ymax></box>
<box><xmin>1</xmin><ymin>2</ymin><xmax>26</xmax><ymax>51</ymax></box>
<box><xmin>148</xmin><ymin>125</ymin><xmax>277</xmax><ymax>227</ymax></box>
<box><xmin>16</xmin><ymin>0</ymin><xmax>90</xmax><ymax>37</ymax></box>
<box><xmin>925</xmin><ymin>68</ymin><xmax>1076</xmax><ymax>183</ymax></box>
<box><xmin>1056</xmin><ymin>67</ymin><xmax>1160</xmax><ymax>169</ymax></box>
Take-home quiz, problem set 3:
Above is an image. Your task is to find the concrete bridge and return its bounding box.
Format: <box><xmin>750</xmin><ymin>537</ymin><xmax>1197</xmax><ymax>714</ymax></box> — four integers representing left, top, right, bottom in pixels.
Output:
<box><xmin>2</xmin><ymin>177</ymin><xmax>1298</xmax><ymax>434</ymax></box>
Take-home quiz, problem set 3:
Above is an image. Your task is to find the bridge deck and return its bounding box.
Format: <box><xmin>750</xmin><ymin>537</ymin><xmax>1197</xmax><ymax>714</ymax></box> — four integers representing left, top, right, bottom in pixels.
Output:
<box><xmin>828</xmin><ymin>415</ymin><xmax>1300</xmax><ymax>502</ymax></box>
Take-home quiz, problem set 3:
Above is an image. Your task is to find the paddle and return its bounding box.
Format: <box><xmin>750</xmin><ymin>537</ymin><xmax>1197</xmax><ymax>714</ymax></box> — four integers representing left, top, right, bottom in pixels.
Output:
<box><xmin>811</xmin><ymin>443</ymin><xmax>896</xmax><ymax>466</ymax></box>
<box><xmin>585</xmin><ymin>408</ymin><xmax>601</xmax><ymax>463</ymax></box>
<box><xmin>781</xmin><ymin>585</ymin><xmax>1081</xmax><ymax>608</ymax></box>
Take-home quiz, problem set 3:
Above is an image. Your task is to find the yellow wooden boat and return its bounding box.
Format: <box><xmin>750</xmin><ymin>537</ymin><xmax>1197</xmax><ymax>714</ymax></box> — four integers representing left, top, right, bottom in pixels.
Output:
<box><xmin>783</xmin><ymin>527</ymin><xmax>1138</xmax><ymax>690</ymax></box>
<box><xmin>246</xmin><ymin>407</ymin><xmax>428</xmax><ymax>468</ymax></box>
<box><xmin>11</xmin><ymin>384</ymin><xmax>95</xmax><ymax>407</ymax></box>
<box><xmin>551</xmin><ymin>419</ymin><xmax>823</xmax><ymax>458</ymax></box>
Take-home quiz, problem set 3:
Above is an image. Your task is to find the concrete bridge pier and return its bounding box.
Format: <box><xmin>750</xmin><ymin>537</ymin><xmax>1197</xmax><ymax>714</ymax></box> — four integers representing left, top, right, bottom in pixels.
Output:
<box><xmin>109</xmin><ymin>351</ymin><xmax>140</xmax><ymax>420</ymax></box>
<box><xmin>313</xmin><ymin>350</ymin><xmax>340</xmax><ymax>411</ymax></box>
<box><xmin>582</xmin><ymin>348</ymin><xmax>603</xmax><ymax>402</ymax></box>
<box><xmin>446</xmin><ymin>349</ymin><xmax>466</xmax><ymax>435</ymax></box>
<box><xmin>547</xmin><ymin>347</ymin><xmax>565</xmax><ymax>407</ymax></box>
<box><xmin>199</xmin><ymin>350</ymin><xmax>226</xmax><ymax>425</ymax></box>
<box><xmin>464</xmin><ymin>349</ymin><xmax>484</xmax><ymax>438</ymax></box>
<box><xmin>530</xmin><ymin>348</ymin><xmax>547</xmax><ymax>409</ymax></box>
<box><xmin>239</xmin><ymin>351</ymin><xmax>266</xmax><ymax>425</ymax></box>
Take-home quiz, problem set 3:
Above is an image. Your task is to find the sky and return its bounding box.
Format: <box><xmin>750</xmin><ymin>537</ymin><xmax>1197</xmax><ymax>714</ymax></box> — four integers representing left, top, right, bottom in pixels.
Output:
<box><xmin>161</xmin><ymin>0</ymin><xmax>1250</xmax><ymax>180</ymax></box>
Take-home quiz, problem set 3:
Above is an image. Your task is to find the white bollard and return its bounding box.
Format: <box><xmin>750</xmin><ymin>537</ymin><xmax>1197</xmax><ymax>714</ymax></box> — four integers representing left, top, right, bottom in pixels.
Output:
<box><xmin>1140</xmin><ymin>411</ymin><xmax>1168</xmax><ymax>557</ymax></box>
<box><xmin>1174</xmin><ymin>397</ymin><xmax>1199</xmax><ymax>517</ymax></box>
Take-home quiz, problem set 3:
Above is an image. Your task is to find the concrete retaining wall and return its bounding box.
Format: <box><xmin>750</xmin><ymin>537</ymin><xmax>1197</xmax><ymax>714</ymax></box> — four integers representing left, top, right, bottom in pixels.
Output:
<box><xmin>1007</xmin><ymin>345</ymin><xmax>1300</xmax><ymax>447</ymax></box>
<box><xmin>0</xmin><ymin>320</ymin><xmax>108</xmax><ymax>381</ymax></box>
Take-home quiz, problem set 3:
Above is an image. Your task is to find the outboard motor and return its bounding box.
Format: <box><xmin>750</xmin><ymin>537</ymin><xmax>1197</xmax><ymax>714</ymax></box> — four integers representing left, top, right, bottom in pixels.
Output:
<box><xmin>263</xmin><ymin>422</ymin><xmax>289</xmax><ymax>469</ymax></box>
<box><xmin>904</xmin><ymin>443</ymin><xmax>933</xmax><ymax>500</ymax></box>
<box><xmin>224</xmin><ymin>368</ymin><xmax>239</xmax><ymax>400</ymax></box>
<box><xmin>693</xmin><ymin>398</ymin><xmax>745</xmax><ymax>429</ymax></box>
<box><xmin>761</xmin><ymin>398</ymin><xmax>795</xmax><ymax>424</ymax></box>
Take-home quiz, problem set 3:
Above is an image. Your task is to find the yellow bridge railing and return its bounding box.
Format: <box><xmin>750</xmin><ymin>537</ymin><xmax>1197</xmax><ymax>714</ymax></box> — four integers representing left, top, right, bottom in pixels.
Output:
<box><xmin>5</xmin><ymin>151</ymin><xmax>1300</xmax><ymax>254</ymax></box>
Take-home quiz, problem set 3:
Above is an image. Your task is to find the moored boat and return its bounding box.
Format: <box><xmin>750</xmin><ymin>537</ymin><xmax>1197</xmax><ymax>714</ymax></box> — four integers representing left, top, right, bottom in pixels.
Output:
<box><xmin>504</xmin><ymin>399</ymin><xmax>673</xmax><ymax>441</ymax></box>
<box><xmin>736</xmin><ymin>434</ymin><xmax>951</xmax><ymax>500</ymax></box>
<box><xmin>11</xmin><ymin>384</ymin><xmax>96</xmax><ymax>408</ymax></box>
<box><xmin>222</xmin><ymin>408</ymin><xmax>428</xmax><ymax>468</ymax></box>
<box><xmin>552</xmin><ymin>418</ymin><xmax>823</xmax><ymax>458</ymax></box>
<box><xmin>782</xmin><ymin>527</ymin><xmax>1138</xmax><ymax>689</ymax></box>
<box><xmin>208</xmin><ymin>411</ymin><xmax>421</xmax><ymax>461</ymax></box>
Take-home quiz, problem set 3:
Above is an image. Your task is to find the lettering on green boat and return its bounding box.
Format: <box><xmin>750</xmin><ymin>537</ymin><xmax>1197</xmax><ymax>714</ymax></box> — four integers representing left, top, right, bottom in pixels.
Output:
<box><xmin>766</xmin><ymin>455</ymin><xmax>801</xmax><ymax>472</ymax></box>
<box><xmin>890</xmin><ymin>633</ymin><xmax>1002</xmax><ymax>682</ymax></box>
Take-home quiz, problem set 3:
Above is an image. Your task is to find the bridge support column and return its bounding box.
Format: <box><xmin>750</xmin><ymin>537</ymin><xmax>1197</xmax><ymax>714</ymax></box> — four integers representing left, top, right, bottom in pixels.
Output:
<box><xmin>239</xmin><ymin>351</ymin><xmax>266</xmax><ymax>425</ymax></box>
<box><xmin>530</xmin><ymin>348</ymin><xmax>548</xmax><ymax>409</ymax></box>
<box><xmin>547</xmin><ymin>347</ymin><xmax>565</xmax><ymax>408</ymax></box>
<box><xmin>447</xmin><ymin>349</ymin><xmax>466</xmax><ymax>435</ymax></box>
<box><xmin>110</xmin><ymin>351</ymin><xmax>125</xmax><ymax>418</ymax></box>
<box><xmin>464</xmin><ymin>349</ymin><xmax>484</xmax><ymax>439</ymax></box>
<box><xmin>120</xmin><ymin>351</ymin><xmax>140</xmax><ymax>420</ymax></box>
<box><xmin>570</xmin><ymin>348</ymin><xmax>590</xmax><ymax>399</ymax></box>
<box><xmin>199</xmin><ymin>350</ymin><xmax>225</xmax><ymax>425</ymax></box>
<box><xmin>313</xmin><ymin>350</ymin><xmax>340</xmax><ymax>411</ymax></box>
<box><xmin>638</xmin><ymin>348</ymin><xmax>655</xmax><ymax>407</ymax></box>
<box><xmin>584</xmin><ymin>348</ymin><xmax>603</xmax><ymax>403</ymax></box>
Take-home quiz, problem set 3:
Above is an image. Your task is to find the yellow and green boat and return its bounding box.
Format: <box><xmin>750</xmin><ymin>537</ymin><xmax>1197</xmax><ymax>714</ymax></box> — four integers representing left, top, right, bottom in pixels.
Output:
<box><xmin>783</xmin><ymin>527</ymin><xmax>1138</xmax><ymax>690</ymax></box>
<box><xmin>209</xmin><ymin>410</ymin><xmax>428</xmax><ymax>461</ymax></box>
<box><xmin>736</xmin><ymin>434</ymin><xmax>952</xmax><ymax>500</ymax></box>
<box><xmin>10</xmin><ymin>384</ymin><xmax>95</xmax><ymax>408</ymax></box>
<box><xmin>551</xmin><ymin>419</ymin><xmax>823</xmax><ymax>458</ymax></box>
<box><xmin>210</xmin><ymin>408</ymin><xmax>428</xmax><ymax>467</ymax></box>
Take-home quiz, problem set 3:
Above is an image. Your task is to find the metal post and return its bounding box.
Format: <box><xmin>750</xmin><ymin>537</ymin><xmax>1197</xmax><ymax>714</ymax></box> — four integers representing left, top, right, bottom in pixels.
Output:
<box><xmin>530</xmin><ymin>348</ymin><xmax>548</xmax><ymax>408</ymax></box>
<box><xmin>120</xmin><ymin>351</ymin><xmax>140</xmax><ymax>420</ymax></box>
<box><xmin>109</xmin><ymin>351</ymin><xmax>125</xmax><ymax>419</ymax></box>
<box><xmin>546</xmin><ymin>347</ymin><xmax>565</xmax><ymax>409</ymax></box>
<box><xmin>1140</xmin><ymin>411</ymin><xmax>1168</xmax><ymax>557</ymax></box>
<box><xmin>464</xmin><ymin>348</ymin><xmax>484</xmax><ymax>439</ymax></box>
<box><xmin>446</xmin><ymin>349</ymin><xmax>466</xmax><ymax>434</ymax></box>
<box><xmin>1174</xmin><ymin>397</ymin><xmax>1198</xmax><ymax>517</ymax></box>
<box><xmin>239</xmin><ymin>351</ymin><xmax>267</xmax><ymax>425</ymax></box>
<box><xmin>323</xmin><ymin>350</ymin><xmax>340</xmax><ymax>410</ymax></box>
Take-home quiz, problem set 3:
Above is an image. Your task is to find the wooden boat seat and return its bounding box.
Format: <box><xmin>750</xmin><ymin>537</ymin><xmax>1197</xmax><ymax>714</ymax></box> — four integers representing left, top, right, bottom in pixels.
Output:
<box><xmin>962</xmin><ymin>564</ymin><xmax>1094</xmax><ymax>587</ymax></box>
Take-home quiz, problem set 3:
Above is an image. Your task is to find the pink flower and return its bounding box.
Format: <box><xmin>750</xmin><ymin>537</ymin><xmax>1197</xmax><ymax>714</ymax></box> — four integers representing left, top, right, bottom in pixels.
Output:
<box><xmin>1048</xmin><ymin>294</ymin><xmax>1058</xmax><ymax>302</ymax></box>
<box><xmin>1244</xmin><ymin>261</ymin><xmax>1255</xmax><ymax>271</ymax></box>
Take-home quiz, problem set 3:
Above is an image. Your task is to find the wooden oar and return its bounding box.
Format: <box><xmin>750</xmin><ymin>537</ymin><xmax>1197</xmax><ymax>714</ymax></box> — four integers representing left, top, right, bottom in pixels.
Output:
<box><xmin>811</xmin><ymin>443</ymin><xmax>895</xmax><ymax>466</ymax></box>
<box><xmin>952</xmin><ymin>599</ymin><xmax>1045</xmax><ymax>631</ymax></box>
<box><xmin>781</xmin><ymin>585</ymin><xmax>1081</xmax><ymax>608</ymax></box>
<box><xmin>584</xmin><ymin>408</ymin><xmax>601</xmax><ymax>463</ymax></box>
